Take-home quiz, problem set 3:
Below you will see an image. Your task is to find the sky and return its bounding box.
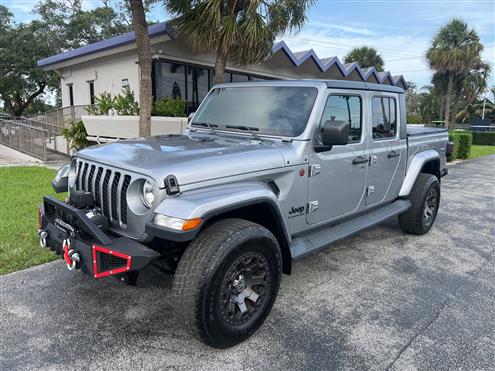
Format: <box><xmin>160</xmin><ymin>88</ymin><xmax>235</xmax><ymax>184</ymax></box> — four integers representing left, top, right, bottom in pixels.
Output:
<box><xmin>2</xmin><ymin>0</ymin><xmax>494</xmax><ymax>93</ymax></box>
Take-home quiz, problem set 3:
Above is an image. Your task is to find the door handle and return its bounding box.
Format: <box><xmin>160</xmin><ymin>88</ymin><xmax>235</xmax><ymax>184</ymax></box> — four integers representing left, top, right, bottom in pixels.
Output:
<box><xmin>387</xmin><ymin>151</ymin><xmax>400</xmax><ymax>159</ymax></box>
<box><xmin>352</xmin><ymin>156</ymin><xmax>369</xmax><ymax>165</ymax></box>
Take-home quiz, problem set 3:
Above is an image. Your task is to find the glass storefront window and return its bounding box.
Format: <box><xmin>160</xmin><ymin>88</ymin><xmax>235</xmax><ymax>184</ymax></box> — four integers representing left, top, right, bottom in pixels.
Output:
<box><xmin>187</xmin><ymin>66</ymin><xmax>209</xmax><ymax>108</ymax></box>
<box><xmin>156</xmin><ymin>62</ymin><xmax>186</xmax><ymax>100</ymax></box>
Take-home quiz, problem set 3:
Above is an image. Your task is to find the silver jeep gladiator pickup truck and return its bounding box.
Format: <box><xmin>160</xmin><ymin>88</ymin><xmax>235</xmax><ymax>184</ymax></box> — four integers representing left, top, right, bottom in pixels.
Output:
<box><xmin>39</xmin><ymin>80</ymin><xmax>448</xmax><ymax>348</ymax></box>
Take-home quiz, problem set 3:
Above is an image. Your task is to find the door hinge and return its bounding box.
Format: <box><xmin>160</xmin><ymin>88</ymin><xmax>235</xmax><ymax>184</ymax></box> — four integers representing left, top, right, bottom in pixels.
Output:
<box><xmin>309</xmin><ymin>164</ymin><xmax>321</xmax><ymax>177</ymax></box>
<box><xmin>367</xmin><ymin>186</ymin><xmax>375</xmax><ymax>196</ymax></box>
<box><xmin>307</xmin><ymin>200</ymin><xmax>319</xmax><ymax>214</ymax></box>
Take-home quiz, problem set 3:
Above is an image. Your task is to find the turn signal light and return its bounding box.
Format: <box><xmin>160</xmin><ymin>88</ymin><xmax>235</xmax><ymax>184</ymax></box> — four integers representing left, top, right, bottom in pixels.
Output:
<box><xmin>182</xmin><ymin>218</ymin><xmax>202</xmax><ymax>231</ymax></box>
<box><xmin>153</xmin><ymin>214</ymin><xmax>202</xmax><ymax>231</ymax></box>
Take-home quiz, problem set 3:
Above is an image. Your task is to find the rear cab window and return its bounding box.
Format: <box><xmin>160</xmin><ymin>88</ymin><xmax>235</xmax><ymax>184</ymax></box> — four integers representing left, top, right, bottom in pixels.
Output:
<box><xmin>372</xmin><ymin>96</ymin><xmax>397</xmax><ymax>140</ymax></box>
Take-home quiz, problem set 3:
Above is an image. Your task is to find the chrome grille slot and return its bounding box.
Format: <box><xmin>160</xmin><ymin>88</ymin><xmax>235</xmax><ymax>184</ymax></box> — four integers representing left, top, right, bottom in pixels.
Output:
<box><xmin>74</xmin><ymin>159</ymin><xmax>132</xmax><ymax>229</ymax></box>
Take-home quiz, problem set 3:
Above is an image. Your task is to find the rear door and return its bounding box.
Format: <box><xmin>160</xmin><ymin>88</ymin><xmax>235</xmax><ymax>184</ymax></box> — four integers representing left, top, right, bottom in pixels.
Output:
<box><xmin>365</xmin><ymin>92</ymin><xmax>407</xmax><ymax>206</ymax></box>
<box><xmin>307</xmin><ymin>90</ymin><xmax>369</xmax><ymax>225</ymax></box>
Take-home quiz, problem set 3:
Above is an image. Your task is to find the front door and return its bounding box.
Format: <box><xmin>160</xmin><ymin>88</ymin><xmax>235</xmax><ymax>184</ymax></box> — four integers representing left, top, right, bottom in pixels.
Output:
<box><xmin>307</xmin><ymin>90</ymin><xmax>369</xmax><ymax>225</ymax></box>
<box><xmin>365</xmin><ymin>93</ymin><xmax>406</xmax><ymax>206</ymax></box>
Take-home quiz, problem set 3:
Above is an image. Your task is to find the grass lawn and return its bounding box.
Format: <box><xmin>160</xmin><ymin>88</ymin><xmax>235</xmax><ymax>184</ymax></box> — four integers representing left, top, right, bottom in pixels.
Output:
<box><xmin>0</xmin><ymin>166</ymin><xmax>66</xmax><ymax>275</ymax></box>
<box><xmin>469</xmin><ymin>145</ymin><xmax>495</xmax><ymax>160</ymax></box>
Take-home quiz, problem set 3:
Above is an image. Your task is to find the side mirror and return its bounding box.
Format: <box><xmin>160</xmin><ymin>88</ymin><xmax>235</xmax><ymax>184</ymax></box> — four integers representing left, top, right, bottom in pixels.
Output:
<box><xmin>188</xmin><ymin>112</ymin><xmax>195</xmax><ymax>123</ymax></box>
<box><xmin>315</xmin><ymin>120</ymin><xmax>349</xmax><ymax>152</ymax></box>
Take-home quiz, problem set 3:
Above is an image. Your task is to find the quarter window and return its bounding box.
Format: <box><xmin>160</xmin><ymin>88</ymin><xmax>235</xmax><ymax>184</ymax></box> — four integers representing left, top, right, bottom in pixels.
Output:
<box><xmin>320</xmin><ymin>95</ymin><xmax>362</xmax><ymax>143</ymax></box>
<box><xmin>372</xmin><ymin>97</ymin><xmax>397</xmax><ymax>139</ymax></box>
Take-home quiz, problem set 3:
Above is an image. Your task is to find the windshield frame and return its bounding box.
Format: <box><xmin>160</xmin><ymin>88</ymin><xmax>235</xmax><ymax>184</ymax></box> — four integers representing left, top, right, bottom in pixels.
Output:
<box><xmin>188</xmin><ymin>81</ymin><xmax>327</xmax><ymax>141</ymax></box>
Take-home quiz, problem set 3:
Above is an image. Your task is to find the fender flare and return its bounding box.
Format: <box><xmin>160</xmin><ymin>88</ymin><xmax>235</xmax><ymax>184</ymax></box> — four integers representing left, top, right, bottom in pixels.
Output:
<box><xmin>150</xmin><ymin>181</ymin><xmax>291</xmax><ymax>245</ymax></box>
<box><xmin>399</xmin><ymin>150</ymin><xmax>440</xmax><ymax>197</ymax></box>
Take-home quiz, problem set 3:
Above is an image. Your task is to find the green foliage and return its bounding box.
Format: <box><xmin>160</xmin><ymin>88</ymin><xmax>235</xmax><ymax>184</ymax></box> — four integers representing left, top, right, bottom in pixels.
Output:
<box><xmin>0</xmin><ymin>166</ymin><xmax>66</xmax><ymax>275</ymax></box>
<box><xmin>407</xmin><ymin>115</ymin><xmax>422</xmax><ymax>124</ymax></box>
<box><xmin>86</xmin><ymin>88</ymin><xmax>140</xmax><ymax>116</ymax></box>
<box><xmin>86</xmin><ymin>92</ymin><xmax>115</xmax><ymax>115</ymax></box>
<box><xmin>114</xmin><ymin>87</ymin><xmax>140</xmax><ymax>116</ymax></box>
<box><xmin>343</xmin><ymin>46</ymin><xmax>384</xmax><ymax>71</ymax></box>
<box><xmin>472</xmin><ymin>132</ymin><xmax>495</xmax><ymax>146</ymax></box>
<box><xmin>165</xmin><ymin>0</ymin><xmax>315</xmax><ymax>81</ymax></box>
<box><xmin>0</xmin><ymin>9</ymin><xmax>59</xmax><ymax>116</ymax></box>
<box><xmin>0</xmin><ymin>1</ymin><xmax>135</xmax><ymax>116</ymax></box>
<box><xmin>426</xmin><ymin>18</ymin><xmax>489</xmax><ymax>126</ymax></box>
<box><xmin>152</xmin><ymin>97</ymin><xmax>187</xmax><ymax>117</ymax></box>
<box><xmin>449</xmin><ymin>131</ymin><xmax>472</xmax><ymax>160</ymax></box>
<box><xmin>62</xmin><ymin>120</ymin><xmax>88</xmax><ymax>150</ymax></box>
<box><xmin>469</xmin><ymin>145</ymin><xmax>495</xmax><ymax>159</ymax></box>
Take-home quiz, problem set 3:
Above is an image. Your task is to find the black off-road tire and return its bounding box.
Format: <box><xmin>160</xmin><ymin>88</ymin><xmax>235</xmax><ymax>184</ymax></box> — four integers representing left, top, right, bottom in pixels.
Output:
<box><xmin>399</xmin><ymin>173</ymin><xmax>440</xmax><ymax>235</ymax></box>
<box><xmin>172</xmin><ymin>218</ymin><xmax>282</xmax><ymax>348</ymax></box>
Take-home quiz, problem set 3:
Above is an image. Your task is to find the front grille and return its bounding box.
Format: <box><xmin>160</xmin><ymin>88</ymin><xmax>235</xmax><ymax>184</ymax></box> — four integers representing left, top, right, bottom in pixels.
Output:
<box><xmin>74</xmin><ymin>159</ymin><xmax>131</xmax><ymax>229</ymax></box>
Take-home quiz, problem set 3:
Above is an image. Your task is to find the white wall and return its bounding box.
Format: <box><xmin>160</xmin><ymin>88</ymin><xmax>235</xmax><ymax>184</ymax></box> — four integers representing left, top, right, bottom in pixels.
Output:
<box><xmin>60</xmin><ymin>52</ymin><xmax>139</xmax><ymax>107</ymax></box>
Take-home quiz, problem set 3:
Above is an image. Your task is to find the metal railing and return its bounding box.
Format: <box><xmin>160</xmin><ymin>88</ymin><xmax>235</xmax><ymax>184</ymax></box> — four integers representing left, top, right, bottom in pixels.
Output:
<box><xmin>0</xmin><ymin>118</ymin><xmax>49</xmax><ymax>161</ymax></box>
<box><xmin>30</xmin><ymin>105</ymin><xmax>93</xmax><ymax>125</ymax></box>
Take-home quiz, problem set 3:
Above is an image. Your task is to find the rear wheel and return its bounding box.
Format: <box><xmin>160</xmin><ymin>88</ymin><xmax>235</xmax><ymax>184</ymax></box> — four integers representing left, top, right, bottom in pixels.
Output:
<box><xmin>172</xmin><ymin>218</ymin><xmax>281</xmax><ymax>348</ymax></box>
<box><xmin>399</xmin><ymin>173</ymin><xmax>440</xmax><ymax>235</ymax></box>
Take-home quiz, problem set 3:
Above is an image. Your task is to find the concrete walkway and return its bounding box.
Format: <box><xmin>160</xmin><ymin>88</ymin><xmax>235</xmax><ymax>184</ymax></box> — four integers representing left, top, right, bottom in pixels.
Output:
<box><xmin>0</xmin><ymin>144</ymin><xmax>70</xmax><ymax>169</ymax></box>
<box><xmin>0</xmin><ymin>156</ymin><xmax>494</xmax><ymax>370</ymax></box>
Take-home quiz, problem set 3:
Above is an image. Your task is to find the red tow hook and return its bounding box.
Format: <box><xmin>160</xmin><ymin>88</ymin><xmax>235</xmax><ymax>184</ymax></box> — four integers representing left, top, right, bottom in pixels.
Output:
<box><xmin>63</xmin><ymin>239</ymin><xmax>80</xmax><ymax>271</ymax></box>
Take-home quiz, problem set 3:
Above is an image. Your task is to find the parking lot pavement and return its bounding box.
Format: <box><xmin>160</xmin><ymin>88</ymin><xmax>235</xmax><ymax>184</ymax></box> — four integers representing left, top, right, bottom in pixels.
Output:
<box><xmin>1</xmin><ymin>155</ymin><xmax>494</xmax><ymax>370</ymax></box>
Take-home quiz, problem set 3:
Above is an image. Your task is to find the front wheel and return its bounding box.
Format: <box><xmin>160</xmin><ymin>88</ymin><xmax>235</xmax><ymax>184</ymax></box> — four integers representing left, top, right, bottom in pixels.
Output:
<box><xmin>172</xmin><ymin>218</ymin><xmax>282</xmax><ymax>348</ymax></box>
<box><xmin>399</xmin><ymin>173</ymin><xmax>440</xmax><ymax>235</ymax></box>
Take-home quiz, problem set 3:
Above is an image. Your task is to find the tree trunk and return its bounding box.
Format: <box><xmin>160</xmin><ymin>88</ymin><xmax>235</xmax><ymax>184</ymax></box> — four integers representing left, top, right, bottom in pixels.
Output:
<box><xmin>213</xmin><ymin>46</ymin><xmax>228</xmax><ymax>85</ymax></box>
<box><xmin>444</xmin><ymin>73</ymin><xmax>454</xmax><ymax>129</ymax></box>
<box><xmin>130</xmin><ymin>0</ymin><xmax>151</xmax><ymax>137</ymax></box>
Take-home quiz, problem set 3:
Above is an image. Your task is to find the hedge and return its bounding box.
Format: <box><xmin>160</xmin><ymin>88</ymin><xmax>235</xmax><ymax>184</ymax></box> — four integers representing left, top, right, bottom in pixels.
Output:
<box><xmin>449</xmin><ymin>131</ymin><xmax>472</xmax><ymax>161</ymax></box>
<box><xmin>472</xmin><ymin>131</ymin><xmax>495</xmax><ymax>146</ymax></box>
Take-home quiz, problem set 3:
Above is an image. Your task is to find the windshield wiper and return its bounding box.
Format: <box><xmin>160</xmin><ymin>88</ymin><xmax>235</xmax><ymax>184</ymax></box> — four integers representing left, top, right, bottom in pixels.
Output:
<box><xmin>191</xmin><ymin>122</ymin><xmax>218</xmax><ymax>134</ymax></box>
<box><xmin>225</xmin><ymin>125</ymin><xmax>261</xmax><ymax>140</ymax></box>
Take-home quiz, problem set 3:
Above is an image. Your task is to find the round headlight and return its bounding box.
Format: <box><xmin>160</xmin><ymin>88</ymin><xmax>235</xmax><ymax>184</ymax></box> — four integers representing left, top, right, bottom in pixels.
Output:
<box><xmin>141</xmin><ymin>180</ymin><xmax>155</xmax><ymax>208</ymax></box>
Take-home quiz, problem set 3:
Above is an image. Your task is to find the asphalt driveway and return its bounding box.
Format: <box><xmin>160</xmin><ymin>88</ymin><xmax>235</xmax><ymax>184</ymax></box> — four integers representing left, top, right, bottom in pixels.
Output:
<box><xmin>1</xmin><ymin>155</ymin><xmax>494</xmax><ymax>370</ymax></box>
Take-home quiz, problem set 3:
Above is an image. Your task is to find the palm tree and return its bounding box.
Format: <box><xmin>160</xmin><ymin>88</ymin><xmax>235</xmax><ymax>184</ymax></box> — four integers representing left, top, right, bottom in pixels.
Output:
<box><xmin>164</xmin><ymin>0</ymin><xmax>314</xmax><ymax>84</ymax></box>
<box><xmin>129</xmin><ymin>0</ymin><xmax>152</xmax><ymax>137</ymax></box>
<box><xmin>343</xmin><ymin>46</ymin><xmax>384</xmax><ymax>71</ymax></box>
<box><xmin>426</xmin><ymin>18</ymin><xmax>485</xmax><ymax>128</ymax></box>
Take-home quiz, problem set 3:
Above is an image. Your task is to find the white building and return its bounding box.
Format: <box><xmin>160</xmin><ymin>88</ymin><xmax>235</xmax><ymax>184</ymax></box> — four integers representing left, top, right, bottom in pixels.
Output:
<box><xmin>38</xmin><ymin>22</ymin><xmax>407</xmax><ymax>113</ymax></box>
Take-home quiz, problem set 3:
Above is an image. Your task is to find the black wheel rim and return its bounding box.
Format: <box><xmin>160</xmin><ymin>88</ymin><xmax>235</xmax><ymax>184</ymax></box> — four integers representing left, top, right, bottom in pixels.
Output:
<box><xmin>218</xmin><ymin>251</ymin><xmax>270</xmax><ymax>326</ymax></box>
<box><xmin>423</xmin><ymin>186</ymin><xmax>438</xmax><ymax>227</ymax></box>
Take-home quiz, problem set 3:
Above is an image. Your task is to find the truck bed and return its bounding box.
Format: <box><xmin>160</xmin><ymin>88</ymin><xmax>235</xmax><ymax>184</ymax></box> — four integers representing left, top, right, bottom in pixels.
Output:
<box><xmin>407</xmin><ymin>125</ymin><xmax>448</xmax><ymax>137</ymax></box>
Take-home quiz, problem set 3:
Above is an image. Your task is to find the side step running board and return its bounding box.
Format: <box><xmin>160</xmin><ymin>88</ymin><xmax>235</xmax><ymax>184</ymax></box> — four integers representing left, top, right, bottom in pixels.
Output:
<box><xmin>290</xmin><ymin>199</ymin><xmax>411</xmax><ymax>260</ymax></box>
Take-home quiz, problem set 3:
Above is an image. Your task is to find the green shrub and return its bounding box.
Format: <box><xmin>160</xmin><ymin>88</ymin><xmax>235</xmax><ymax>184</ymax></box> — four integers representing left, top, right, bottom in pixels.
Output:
<box><xmin>448</xmin><ymin>132</ymin><xmax>460</xmax><ymax>161</ymax></box>
<box><xmin>114</xmin><ymin>86</ymin><xmax>139</xmax><ymax>115</ymax></box>
<box><xmin>152</xmin><ymin>97</ymin><xmax>187</xmax><ymax>117</ymax></box>
<box><xmin>62</xmin><ymin>120</ymin><xmax>88</xmax><ymax>150</ymax></box>
<box><xmin>449</xmin><ymin>131</ymin><xmax>472</xmax><ymax>160</ymax></box>
<box><xmin>86</xmin><ymin>92</ymin><xmax>114</xmax><ymax>115</ymax></box>
<box><xmin>472</xmin><ymin>131</ymin><xmax>495</xmax><ymax>146</ymax></box>
<box><xmin>407</xmin><ymin>115</ymin><xmax>422</xmax><ymax>124</ymax></box>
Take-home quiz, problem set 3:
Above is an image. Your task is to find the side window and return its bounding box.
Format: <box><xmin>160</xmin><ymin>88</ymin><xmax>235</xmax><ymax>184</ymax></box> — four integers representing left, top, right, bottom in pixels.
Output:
<box><xmin>320</xmin><ymin>95</ymin><xmax>362</xmax><ymax>143</ymax></box>
<box><xmin>372</xmin><ymin>97</ymin><xmax>397</xmax><ymax>139</ymax></box>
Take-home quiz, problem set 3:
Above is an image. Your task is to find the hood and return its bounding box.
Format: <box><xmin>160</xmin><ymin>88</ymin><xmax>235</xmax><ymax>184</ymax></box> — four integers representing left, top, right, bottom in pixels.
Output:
<box><xmin>76</xmin><ymin>133</ymin><xmax>287</xmax><ymax>186</ymax></box>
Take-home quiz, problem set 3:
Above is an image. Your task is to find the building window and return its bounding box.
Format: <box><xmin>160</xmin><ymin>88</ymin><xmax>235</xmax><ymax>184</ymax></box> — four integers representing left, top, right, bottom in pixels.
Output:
<box><xmin>187</xmin><ymin>66</ymin><xmax>209</xmax><ymax>110</ymax></box>
<box><xmin>320</xmin><ymin>95</ymin><xmax>362</xmax><ymax>143</ymax></box>
<box><xmin>231</xmin><ymin>73</ymin><xmax>250</xmax><ymax>82</ymax></box>
<box><xmin>68</xmin><ymin>84</ymin><xmax>74</xmax><ymax>106</ymax></box>
<box><xmin>88</xmin><ymin>81</ymin><xmax>95</xmax><ymax>105</ymax></box>
<box><xmin>156</xmin><ymin>62</ymin><xmax>186</xmax><ymax>100</ymax></box>
<box><xmin>372</xmin><ymin>96</ymin><xmax>397</xmax><ymax>139</ymax></box>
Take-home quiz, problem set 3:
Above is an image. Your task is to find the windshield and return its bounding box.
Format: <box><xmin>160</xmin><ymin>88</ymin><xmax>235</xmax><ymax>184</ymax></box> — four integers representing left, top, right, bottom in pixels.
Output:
<box><xmin>192</xmin><ymin>86</ymin><xmax>318</xmax><ymax>137</ymax></box>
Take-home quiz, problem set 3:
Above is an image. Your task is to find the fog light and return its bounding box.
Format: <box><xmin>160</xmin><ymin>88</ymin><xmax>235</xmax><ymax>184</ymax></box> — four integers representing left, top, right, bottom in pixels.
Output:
<box><xmin>154</xmin><ymin>214</ymin><xmax>202</xmax><ymax>231</ymax></box>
